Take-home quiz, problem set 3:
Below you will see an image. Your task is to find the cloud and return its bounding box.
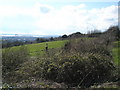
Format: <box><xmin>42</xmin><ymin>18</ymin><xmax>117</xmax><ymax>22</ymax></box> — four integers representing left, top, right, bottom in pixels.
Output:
<box><xmin>40</xmin><ymin>7</ymin><xmax>50</xmax><ymax>13</ymax></box>
<box><xmin>88</xmin><ymin>5</ymin><xmax>118</xmax><ymax>30</ymax></box>
<box><xmin>0</xmin><ymin>3</ymin><xmax>118</xmax><ymax>35</ymax></box>
<box><xmin>31</xmin><ymin>30</ymin><xmax>48</xmax><ymax>35</ymax></box>
<box><xmin>35</xmin><ymin>4</ymin><xmax>118</xmax><ymax>34</ymax></box>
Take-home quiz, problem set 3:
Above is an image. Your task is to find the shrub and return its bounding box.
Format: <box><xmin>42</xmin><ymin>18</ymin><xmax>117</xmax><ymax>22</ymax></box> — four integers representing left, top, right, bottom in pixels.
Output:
<box><xmin>62</xmin><ymin>34</ymin><xmax>68</xmax><ymax>39</ymax></box>
<box><xmin>16</xmin><ymin>52</ymin><xmax>115</xmax><ymax>88</ymax></box>
<box><xmin>37</xmin><ymin>39</ymin><xmax>115</xmax><ymax>87</ymax></box>
<box><xmin>2</xmin><ymin>46</ymin><xmax>29</xmax><ymax>83</ymax></box>
<box><xmin>56</xmin><ymin>54</ymin><xmax>115</xmax><ymax>87</ymax></box>
<box><xmin>6</xmin><ymin>38</ymin><xmax>116</xmax><ymax>88</ymax></box>
<box><xmin>36</xmin><ymin>38</ymin><xmax>48</xmax><ymax>43</ymax></box>
<box><xmin>63</xmin><ymin>38</ymin><xmax>112</xmax><ymax>57</ymax></box>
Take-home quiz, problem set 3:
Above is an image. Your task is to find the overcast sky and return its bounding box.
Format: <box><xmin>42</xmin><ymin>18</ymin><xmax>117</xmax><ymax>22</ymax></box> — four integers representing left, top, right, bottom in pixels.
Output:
<box><xmin>0</xmin><ymin>0</ymin><xmax>119</xmax><ymax>35</ymax></box>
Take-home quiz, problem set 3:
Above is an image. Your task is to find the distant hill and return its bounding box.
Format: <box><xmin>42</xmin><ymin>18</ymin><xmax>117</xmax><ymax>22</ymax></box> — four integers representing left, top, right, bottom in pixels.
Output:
<box><xmin>68</xmin><ymin>32</ymin><xmax>84</xmax><ymax>38</ymax></box>
<box><xmin>58</xmin><ymin>26</ymin><xmax>120</xmax><ymax>41</ymax></box>
<box><xmin>103</xmin><ymin>26</ymin><xmax>120</xmax><ymax>41</ymax></box>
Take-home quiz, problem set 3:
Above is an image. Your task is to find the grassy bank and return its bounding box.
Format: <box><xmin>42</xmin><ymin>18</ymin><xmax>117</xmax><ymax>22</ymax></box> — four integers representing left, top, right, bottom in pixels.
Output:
<box><xmin>112</xmin><ymin>41</ymin><xmax>120</xmax><ymax>66</ymax></box>
<box><xmin>3</xmin><ymin>40</ymin><xmax>68</xmax><ymax>56</ymax></box>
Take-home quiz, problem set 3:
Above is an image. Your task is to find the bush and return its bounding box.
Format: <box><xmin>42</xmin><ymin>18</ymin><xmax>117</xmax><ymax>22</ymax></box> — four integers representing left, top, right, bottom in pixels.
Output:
<box><xmin>2</xmin><ymin>46</ymin><xmax>29</xmax><ymax>83</ymax></box>
<box><xmin>16</xmin><ymin>52</ymin><xmax>115</xmax><ymax>87</ymax></box>
<box><xmin>49</xmin><ymin>54</ymin><xmax>115</xmax><ymax>87</ymax></box>
<box><xmin>5</xmin><ymin>38</ymin><xmax>117</xmax><ymax>88</ymax></box>
<box><xmin>38</xmin><ymin>39</ymin><xmax>115</xmax><ymax>87</ymax></box>
<box><xmin>63</xmin><ymin>38</ymin><xmax>112</xmax><ymax>56</ymax></box>
<box><xmin>36</xmin><ymin>38</ymin><xmax>48</xmax><ymax>43</ymax></box>
<box><xmin>62</xmin><ymin>34</ymin><xmax>68</xmax><ymax>38</ymax></box>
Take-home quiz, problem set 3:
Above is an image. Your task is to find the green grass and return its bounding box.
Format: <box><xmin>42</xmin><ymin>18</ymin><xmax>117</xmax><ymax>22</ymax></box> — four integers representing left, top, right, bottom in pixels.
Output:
<box><xmin>26</xmin><ymin>40</ymin><xmax>68</xmax><ymax>56</ymax></box>
<box><xmin>3</xmin><ymin>40</ymin><xmax>68</xmax><ymax>56</ymax></box>
<box><xmin>3</xmin><ymin>38</ymin><xmax>93</xmax><ymax>56</ymax></box>
<box><xmin>112</xmin><ymin>41</ymin><xmax>120</xmax><ymax>66</ymax></box>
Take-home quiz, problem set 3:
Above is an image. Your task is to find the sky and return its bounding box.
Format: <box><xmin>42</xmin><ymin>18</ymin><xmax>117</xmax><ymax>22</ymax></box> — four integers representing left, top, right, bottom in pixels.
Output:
<box><xmin>0</xmin><ymin>0</ymin><xmax>119</xmax><ymax>35</ymax></box>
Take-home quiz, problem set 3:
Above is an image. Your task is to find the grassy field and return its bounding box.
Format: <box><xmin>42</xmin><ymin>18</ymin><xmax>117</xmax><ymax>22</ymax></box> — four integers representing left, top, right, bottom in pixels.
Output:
<box><xmin>112</xmin><ymin>41</ymin><xmax>120</xmax><ymax>66</ymax></box>
<box><xmin>26</xmin><ymin>40</ymin><xmax>68</xmax><ymax>56</ymax></box>
<box><xmin>2</xmin><ymin>37</ymin><xmax>95</xmax><ymax>56</ymax></box>
<box><xmin>3</xmin><ymin>40</ymin><xmax>68</xmax><ymax>56</ymax></box>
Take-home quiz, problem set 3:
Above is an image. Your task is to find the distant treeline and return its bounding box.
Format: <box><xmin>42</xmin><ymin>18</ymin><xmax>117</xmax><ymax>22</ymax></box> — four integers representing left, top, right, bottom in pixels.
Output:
<box><xmin>59</xmin><ymin>26</ymin><xmax>120</xmax><ymax>40</ymax></box>
<box><xmin>2</xmin><ymin>41</ymin><xmax>34</xmax><ymax>48</ymax></box>
<box><xmin>63</xmin><ymin>26</ymin><xmax>119</xmax><ymax>41</ymax></box>
<box><xmin>2</xmin><ymin>26</ymin><xmax>120</xmax><ymax>48</ymax></box>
